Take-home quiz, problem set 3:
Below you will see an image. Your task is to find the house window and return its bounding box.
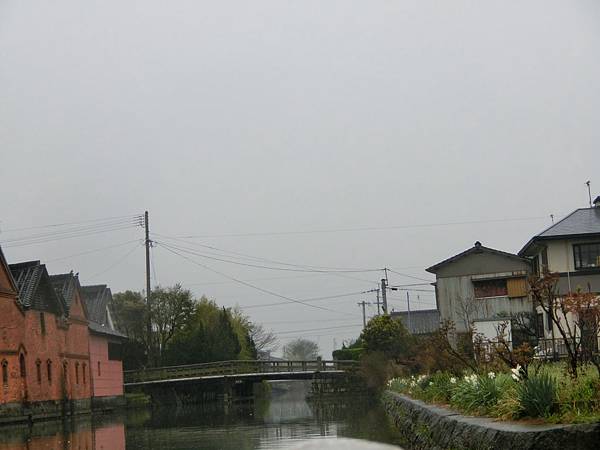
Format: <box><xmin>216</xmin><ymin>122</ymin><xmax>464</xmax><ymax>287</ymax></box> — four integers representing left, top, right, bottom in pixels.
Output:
<box><xmin>536</xmin><ymin>313</ymin><xmax>544</xmax><ymax>338</ymax></box>
<box><xmin>473</xmin><ymin>279</ymin><xmax>508</xmax><ymax>298</ymax></box>
<box><xmin>541</xmin><ymin>248</ymin><xmax>549</xmax><ymax>271</ymax></box>
<box><xmin>546</xmin><ymin>311</ymin><xmax>552</xmax><ymax>331</ymax></box>
<box><xmin>36</xmin><ymin>360</ymin><xmax>42</xmax><ymax>384</ymax></box>
<box><xmin>108</xmin><ymin>343</ymin><xmax>123</xmax><ymax>361</ymax></box>
<box><xmin>573</xmin><ymin>243</ymin><xmax>600</xmax><ymax>270</ymax></box>
<box><xmin>1</xmin><ymin>360</ymin><xmax>8</xmax><ymax>386</ymax></box>
<box><xmin>97</xmin><ymin>361</ymin><xmax>101</xmax><ymax>377</ymax></box>
<box><xmin>39</xmin><ymin>313</ymin><xmax>46</xmax><ymax>335</ymax></box>
<box><xmin>82</xmin><ymin>363</ymin><xmax>87</xmax><ymax>385</ymax></box>
<box><xmin>532</xmin><ymin>255</ymin><xmax>540</xmax><ymax>275</ymax></box>
<box><xmin>507</xmin><ymin>278</ymin><xmax>528</xmax><ymax>298</ymax></box>
<box><xmin>19</xmin><ymin>354</ymin><xmax>26</xmax><ymax>378</ymax></box>
<box><xmin>75</xmin><ymin>363</ymin><xmax>80</xmax><ymax>384</ymax></box>
<box><xmin>47</xmin><ymin>360</ymin><xmax>52</xmax><ymax>384</ymax></box>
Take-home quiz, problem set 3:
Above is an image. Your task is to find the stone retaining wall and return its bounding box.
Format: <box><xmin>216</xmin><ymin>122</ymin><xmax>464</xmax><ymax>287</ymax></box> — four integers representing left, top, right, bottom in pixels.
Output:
<box><xmin>382</xmin><ymin>391</ymin><xmax>600</xmax><ymax>450</ymax></box>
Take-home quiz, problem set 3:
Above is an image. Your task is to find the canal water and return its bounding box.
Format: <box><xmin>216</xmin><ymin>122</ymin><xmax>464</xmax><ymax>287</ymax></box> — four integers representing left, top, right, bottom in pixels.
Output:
<box><xmin>0</xmin><ymin>382</ymin><xmax>405</xmax><ymax>449</ymax></box>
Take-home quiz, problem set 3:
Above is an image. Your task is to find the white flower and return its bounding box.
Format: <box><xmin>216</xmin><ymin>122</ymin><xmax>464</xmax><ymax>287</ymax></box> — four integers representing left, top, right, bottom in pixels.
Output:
<box><xmin>510</xmin><ymin>365</ymin><xmax>522</xmax><ymax>381</ymax></box>
<box><xmin>429</xmin><ymin>381</ymin><xmax>434</xmax><ymax>386</ymax></box>
<box><xmin>450</xmin><ymin>377</ymin><xmax>457</xmax><ymax>384</ymax></box>
<box><xmin>488</xmin><ymin>372</ymin><xmax>495</xmax><ymax>379</ymax></box>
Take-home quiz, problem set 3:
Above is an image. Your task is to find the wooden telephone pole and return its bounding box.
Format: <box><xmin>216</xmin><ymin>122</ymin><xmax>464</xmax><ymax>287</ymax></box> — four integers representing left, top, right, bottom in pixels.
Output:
<box><xmin>358</xmin><ymin>300</ymin><xmax>370</xmax><ymax>328</ymax></box>
<box><xmin>144</xmin><ymin>211</ymin><xmax>152</xmax><ymax>363</ymax></box>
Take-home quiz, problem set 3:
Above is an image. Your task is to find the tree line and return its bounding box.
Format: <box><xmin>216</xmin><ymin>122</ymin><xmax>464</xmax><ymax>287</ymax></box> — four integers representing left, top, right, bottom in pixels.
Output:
<box><xmin>111</xmin><ymin>284</ymin><xmax>278</xmax><ymax>369</ymax></box>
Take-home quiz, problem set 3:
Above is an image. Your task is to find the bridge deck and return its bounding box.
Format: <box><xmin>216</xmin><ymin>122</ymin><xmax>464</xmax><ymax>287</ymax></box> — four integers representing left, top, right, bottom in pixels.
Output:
<box><xmin>124</xmin><ymin>360</ymin><xmax>358</xmax><ymax>386</ymax></box>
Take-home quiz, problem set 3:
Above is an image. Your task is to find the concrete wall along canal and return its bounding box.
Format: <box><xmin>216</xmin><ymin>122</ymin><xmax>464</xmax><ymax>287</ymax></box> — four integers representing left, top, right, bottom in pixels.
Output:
<box><xmin>382</xmin><ymin>391</ymin><xmax>600</xmax><ymax>450</ymax></box>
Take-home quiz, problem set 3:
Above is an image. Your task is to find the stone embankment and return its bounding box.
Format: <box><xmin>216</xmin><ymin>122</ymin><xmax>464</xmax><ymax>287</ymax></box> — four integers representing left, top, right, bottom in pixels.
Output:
<box><xmin>382</xmin><ymin>391</ymin><xmax>600</xmax><ymax>450</ymax></box>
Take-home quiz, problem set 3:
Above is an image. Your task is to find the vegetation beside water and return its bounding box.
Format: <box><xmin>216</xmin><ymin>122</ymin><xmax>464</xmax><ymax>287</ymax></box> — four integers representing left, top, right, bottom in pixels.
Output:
<box><xmin>388</xmin><ymin>363</ymin><xmax>600</xmax><ymax>423</ymax></box>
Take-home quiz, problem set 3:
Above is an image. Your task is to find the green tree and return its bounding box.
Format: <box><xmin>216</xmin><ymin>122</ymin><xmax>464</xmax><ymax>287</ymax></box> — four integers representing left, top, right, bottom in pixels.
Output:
<box><xmin>360</xmin><ymin>315</ymin><xmax>412</xmax><ymax>362</ymax></box>
<box><xmin>150</xmin><ymin>284</ymin><xmax>196</xmax><ymax>364</ymax></box>
<box><xmin>112</xmin><ymin>290</ymin><xmax>148</xmax><ymax>369</ymax></box>
<box><xmin>282</xmin><ymin>338</ymin><xmax>320</xmax><ymax>360</ymax></box>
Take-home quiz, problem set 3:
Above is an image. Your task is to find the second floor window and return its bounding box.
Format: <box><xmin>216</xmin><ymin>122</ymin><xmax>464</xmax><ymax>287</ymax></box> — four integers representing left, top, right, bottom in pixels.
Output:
<box><xmin>473</xmin><ymin>279</ymin><xmax>507</xmax><ymax>298</ymax></box>
<box><xmin>573</xmin><ymin>243</ymin><xmax>600</xmax><ymax>270</ymax></box>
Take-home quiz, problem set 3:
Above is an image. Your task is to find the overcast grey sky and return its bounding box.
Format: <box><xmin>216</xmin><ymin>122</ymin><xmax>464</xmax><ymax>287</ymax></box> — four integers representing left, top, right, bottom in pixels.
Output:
<box><xmin>1</xmin><ymin>1</ymin><xmax>599</xmax><ymax>357</ymax></box>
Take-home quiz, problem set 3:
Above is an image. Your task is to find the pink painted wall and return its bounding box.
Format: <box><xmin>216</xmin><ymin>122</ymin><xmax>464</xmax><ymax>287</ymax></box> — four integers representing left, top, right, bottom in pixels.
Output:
<box><xmin>94</xmin><ymin>423</ymin><xmax>125</xmax><ymax>450</ymax></box>
<box><xmin>89</xmin><ymin>334</ymin><xmax>123</xmax><ymax>397</ymax></box>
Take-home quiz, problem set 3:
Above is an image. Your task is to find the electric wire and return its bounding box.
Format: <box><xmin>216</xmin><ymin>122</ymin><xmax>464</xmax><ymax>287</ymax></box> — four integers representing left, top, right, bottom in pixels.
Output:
<box><xmin>158</xmin><ymin>243</ymin><xmax>361</xmax><ymax>317</ymax></box>
<box><xmin>45</xmin><ymin>239</ymin><xmax>141</xmax><ymax>263</ymax></box>
<box><xmin>166</xmin><ymin>215</ymin><xmax>549</xmax><ymax>239</ymax></box>
<box><xmin>157</xmin><ymin>240</ymin><xmax>382</xmax><ymax>274</ymax></box>
<box><xmin>0</xmin><ymin>214</ymin><xmax>143</xmax><ymax>233</ymax></box>
<box><xmin>87</xmin><ymin>242</ymin><xmax>141</xmax><ymax>280</ymax></box>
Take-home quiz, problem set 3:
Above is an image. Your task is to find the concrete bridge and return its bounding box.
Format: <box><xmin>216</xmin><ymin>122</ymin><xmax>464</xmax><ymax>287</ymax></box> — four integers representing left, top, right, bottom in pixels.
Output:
<box><xmin>124</xmin><ymin>360</ymin><xmax>361</xmax><ymax>404</ymax></box>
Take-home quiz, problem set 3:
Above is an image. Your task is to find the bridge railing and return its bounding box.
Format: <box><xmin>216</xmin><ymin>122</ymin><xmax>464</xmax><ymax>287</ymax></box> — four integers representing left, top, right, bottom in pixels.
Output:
<box><xmin>124</xmin><ymin>359</ymin><xmax>359</xmax><ymax>384</ymax></box>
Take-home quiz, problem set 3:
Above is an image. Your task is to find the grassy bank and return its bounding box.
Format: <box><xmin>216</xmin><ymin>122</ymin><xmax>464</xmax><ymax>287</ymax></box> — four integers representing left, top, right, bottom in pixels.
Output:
<box><xmin>388</xmin><ymin>363</ymin><xmax>600</xmax><ymax>424</ymax></box>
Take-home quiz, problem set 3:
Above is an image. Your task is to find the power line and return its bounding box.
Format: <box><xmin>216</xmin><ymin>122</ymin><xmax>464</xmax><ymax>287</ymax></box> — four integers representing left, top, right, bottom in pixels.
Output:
<box><xmin>240</xmin><ymin>290</ymin><xmax>369</xmax><ymax>309</ymax></box>
<box><xmin>0</xmin><ymin>214</ymin><xmax>142</xmax><ymax>233</ymax></box>
<box><xmin>158</xmin><ymin>243</ymin><xmax>360</xmax><ymax>317</ymax></box>
<box><xmin>1</xmin><ymin>220</ymin><xmax>142</xmax><ymax>248</ymax></box>
<box><xmin>87</xmin><ymin>243</ymin><xmax>141</xmax><ymax>280</ymax></box>
<box><xmin>275</xmin><ymin>324</ymin><xmax>361</xmax><ymax>335</ymax></box>
<box><xmin>165</xmin><ymin>215</ymin><xmax>549</xmax><ymax>239</ymax></box>
<box><xmin>156</xmin><ymin>240</ymin><xmax>382</xmax><ymax>274</ymax></box>
<box><xmin>153</xmin><ymin>233</ymin><xmax>378</xmax><ymax>272</ymax></box>
<box><xmin>386</xmin><ymin>268</ymin><xmax>433</xmax><ymax>283</ymax></box>
<box><xmin>45</xmin><ymin>239</ymin><xmax>141</xmax><ymax>263</ymax></box>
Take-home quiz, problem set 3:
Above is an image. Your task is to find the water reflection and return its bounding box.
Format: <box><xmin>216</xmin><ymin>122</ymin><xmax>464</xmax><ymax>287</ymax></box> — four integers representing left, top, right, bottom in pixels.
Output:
<box><xmin>0</xmin><ymin>416</ymin><xmax>125</xmax><ymax>450</ymax></box>
<box><xmin>1</xmin><ymin>382</ymin><xmax>403</xmax><ymax>449</ymax></box>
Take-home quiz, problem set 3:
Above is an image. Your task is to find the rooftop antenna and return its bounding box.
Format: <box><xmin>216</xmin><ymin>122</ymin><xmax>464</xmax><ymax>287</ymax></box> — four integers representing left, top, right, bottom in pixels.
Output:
<box><xmin>550</xmin><ymin>214</ymin><xmax>554</xmax><ymax>224</ymax></box>
<box><xmin>586</xmin><ymin>181</ymin><xmax>592</xmax><ymax>207</ymax></box>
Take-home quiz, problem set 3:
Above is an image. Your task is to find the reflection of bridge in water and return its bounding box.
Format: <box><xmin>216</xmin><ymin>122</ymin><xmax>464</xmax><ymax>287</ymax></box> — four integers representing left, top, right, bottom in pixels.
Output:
<box><xmin>124</xmin><ymin>360</ymin><xmax>360</xmax><ymax>403</ymax></box>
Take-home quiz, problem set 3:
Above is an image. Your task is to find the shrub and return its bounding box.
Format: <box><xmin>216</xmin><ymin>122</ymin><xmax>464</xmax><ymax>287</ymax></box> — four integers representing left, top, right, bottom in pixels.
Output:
<box><xmin>517</xmin><ymin>373</ymin><xmax>557</xmax><ymax>418</ymax></box>
<box><xmin>450</xmin><ymin>373</ymin><xmax>511</xmax><ymax>414</ymax></box>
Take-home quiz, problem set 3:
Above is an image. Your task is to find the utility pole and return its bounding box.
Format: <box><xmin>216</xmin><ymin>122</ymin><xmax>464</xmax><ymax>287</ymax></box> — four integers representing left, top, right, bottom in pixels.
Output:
<box><xmin>144</xmin><ymin>211</ymin><xmax>152</xmax><ymax>364</ymax></box>
<box><xmin>375</xmin><ymin>288</ymin><xmax>381</xmax><ymax>315</ymax></box>
<box><xmin>358</xmin><ymin>301</ymin><xmax>370</xmax><ymax>328</ymax></box>
<box><xmin>381</xmin><ymin>278</ymin><xmax>388</xmax><ymax>314</ymax></box>
<box><xmin>406</xmin><ymin>291</ymin><xmax>412</xmax><ymax>333</ymax></box>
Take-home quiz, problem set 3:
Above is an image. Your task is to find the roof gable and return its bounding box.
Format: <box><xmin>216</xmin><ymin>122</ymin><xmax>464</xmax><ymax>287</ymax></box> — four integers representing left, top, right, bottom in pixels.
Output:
<box><xmin>81</xmin><ymin>284</ymin><xmax>111</xmax><ymax>325</ymax></box>
<box><xmin>10</xmin><ymin>261</ymin><xmax>67</xmax><ymax>315</ymax></box>
<box><xmin>427</xmin><ymin>242</ymin><xmax>529</xmax><ymax>277</ymax></box>
<box><xmin>0</xmin><ymin>246</ymin><xmax>18</xmax><ymax>297</ymax></box>
<box><xmin>49</xmin><ymin>272</ymin><xmax>88</xmax><ymax>320</ymax></box>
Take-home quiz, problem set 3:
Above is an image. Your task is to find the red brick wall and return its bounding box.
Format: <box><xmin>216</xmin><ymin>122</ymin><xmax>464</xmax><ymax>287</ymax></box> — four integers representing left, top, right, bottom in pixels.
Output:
<box><xmin>0</xmin><ymin>293</ymin><xmax>24</xmax><ymax>405</ymax></box>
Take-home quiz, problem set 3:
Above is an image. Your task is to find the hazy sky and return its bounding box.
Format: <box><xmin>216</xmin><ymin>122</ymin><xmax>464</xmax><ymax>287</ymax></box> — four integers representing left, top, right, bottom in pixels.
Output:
<box><xmin>1</xmin><ymin>1</ymin><xmax>599</xmax><ymax>357</ymax></box>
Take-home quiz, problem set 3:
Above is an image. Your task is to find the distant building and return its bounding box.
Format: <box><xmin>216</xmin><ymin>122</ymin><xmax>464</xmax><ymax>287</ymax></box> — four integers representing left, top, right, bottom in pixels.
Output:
<box><xmin>81</xmin><ymin>284</ymin><xmax>127</xmax><ymax>408</ymax></box>
<box><xmin>391</xmin><ymin>309</ymin><xmax>440</xmax><ymax>335</ymax></box>
<box><xmin>426</xmin><ymin>242</ymin><xmax>534</xmax><ymax>340</ymax></box>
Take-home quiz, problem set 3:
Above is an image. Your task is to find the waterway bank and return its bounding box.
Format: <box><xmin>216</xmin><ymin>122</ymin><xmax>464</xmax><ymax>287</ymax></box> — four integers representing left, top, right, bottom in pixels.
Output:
<box><xmin>382</xmin><ymin>390</ymin><xmax>600</xmax><ymax>450</ymax></box>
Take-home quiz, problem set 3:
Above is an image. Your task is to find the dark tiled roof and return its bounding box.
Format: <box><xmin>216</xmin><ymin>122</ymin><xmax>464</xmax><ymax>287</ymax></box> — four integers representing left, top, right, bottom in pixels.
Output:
<box><xmin>538</xmin><ymin>208</ymin><xmax>600</xmax><ymax>237</ymax></box>
<box><xmin>519</xmin><ymin>207</ymin><xmax>600</xmax><ymax>255</ymax></box>
<box><xmin>88</xmin><ymin>320</ymin><xmax>127</xmax><ymax>339</ymax></box>
<box><xmin>81</xmin><ymin>284</ymin><xmax>109</xmax><ymax>324</ymax></box>
<box><xmin>426</xmin><ymin>242</ymin><xmax>527</xmax><ymax>274</ymax></box>
<box><xmin>81</xmin><ymin>284</ymin><xmax>126</xmax><ymax>338</ymax></box>
<box><xmin>49</xmin><ymin>273</ymin><xmax>76</xmax><ymax>308</ymax></box>
<box><xmin>9</xmin><ymin>261</ymin><xmax>67</xmax><ymax>315</ymax></box>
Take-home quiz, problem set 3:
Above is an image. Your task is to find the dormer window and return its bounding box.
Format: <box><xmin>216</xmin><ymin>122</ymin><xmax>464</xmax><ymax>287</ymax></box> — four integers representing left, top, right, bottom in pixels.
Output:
<box><xmin>573</xmin><ymin>243</ymin><xmax>600</xmax><ymax>270</ymax></box>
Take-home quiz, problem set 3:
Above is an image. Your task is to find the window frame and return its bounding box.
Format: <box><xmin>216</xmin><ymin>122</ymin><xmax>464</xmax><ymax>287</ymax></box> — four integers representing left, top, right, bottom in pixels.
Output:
<box><xmin>573</xmin><ymin>242</ymin><xmax>600</xmax><ymax>270</ymax></box>
<box><xmin>1</xmin><ymin>360</ymin><xmax>8</xmax><ymax>386</ymax></box>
